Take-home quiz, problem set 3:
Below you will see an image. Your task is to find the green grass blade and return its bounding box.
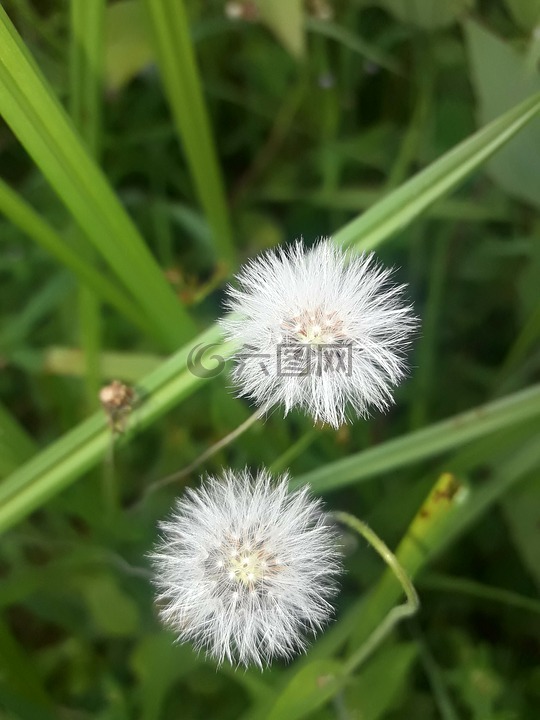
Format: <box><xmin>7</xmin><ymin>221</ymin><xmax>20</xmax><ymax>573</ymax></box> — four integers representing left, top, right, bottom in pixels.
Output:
<box><xmin>333</xmin><ymin>92</ymin><xmax>540</xmax><ymax>250</ymax></box>
<box><xmin>144</xmin><ymin>0</ymin><xmax>235</xmax><ymax>264</ymax></box>
<box><xmin>0</xmin><ymin>326</ymin><xmax>238</xmax><ymax>533</ymax></box>
<box><xmin>0</xmin><ymin>178</ymin><xmax>151</xmax><ymax>336</ymax></box>
<box><xmin>41</xmin><ymin>347</ymin><xmax>163</xmax><ymax>381</ymax></box>
<box><xmin>421</xmin><ymin>573</ymin><xmax>540</xmax><ymax>615</ymax></box>
<box><xmin>293</xmin><ymin>383</ymin><xmax>540</xmax><ymax>493</ymax></box>
<box><xmin>350</xmin><ymin>438</ymin><xmax>540</xmax><ymax>651</ymax></box>
<box><xmin>1</xmin><ymin>88</ymin><xmax>540</xmax><ymax>529</ymax></box>
<box><xmin>305</xmin><ymin>16</ymin><xmax>400</xmax><ymax>74</ymax></box>
<box><xmin>263</xmin><ymin>474</ymin><xmax>465</xmax><ymax>720</ymax></box>
<box><xmin>70</xmin><ymin>0</ymin><xmax>106</xmax><ymax>409</ymax></box>
<box><xmin>70</xmin><ymin>0</ymin><xmax>104</xmax><ymax>155</ymax></box>
<box><xmin>0</xmin><ymin>5</ymin><xmax>194</xmax><ymax>349</ymax></box>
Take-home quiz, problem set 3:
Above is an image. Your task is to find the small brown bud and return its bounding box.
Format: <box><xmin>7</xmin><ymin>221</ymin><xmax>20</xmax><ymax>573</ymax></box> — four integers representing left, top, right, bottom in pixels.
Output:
<box><xmin>100</xmin><ymin>380</ymin><xmax>135</xmax><ymax>433</ymax></box>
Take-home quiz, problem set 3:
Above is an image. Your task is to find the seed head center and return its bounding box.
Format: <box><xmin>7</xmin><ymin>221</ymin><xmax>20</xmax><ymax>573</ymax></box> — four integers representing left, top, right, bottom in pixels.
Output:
<box><xmin>282</xmin><ymin>308</ymin><xmax>346</xmax><ymax>346</ymax></box>
<box><xmin>222</xmin><ymin>537</ymin><xmax>280</xmax><ymax>588</ymax></box>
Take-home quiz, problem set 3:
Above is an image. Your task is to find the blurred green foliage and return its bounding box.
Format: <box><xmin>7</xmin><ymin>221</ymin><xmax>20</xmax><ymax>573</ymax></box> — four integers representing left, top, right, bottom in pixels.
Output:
<box><xmin>1</xmin><ymin>0</ymin><xmax>540</xmax><ymax>718</ymax></box>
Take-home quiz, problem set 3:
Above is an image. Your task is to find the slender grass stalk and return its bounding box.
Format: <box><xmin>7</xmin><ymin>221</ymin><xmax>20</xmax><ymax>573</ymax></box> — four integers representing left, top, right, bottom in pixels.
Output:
<box><xmin>144</xmin><ymin>0</ymin><xmax>235</xmax><ymax>264</ymax></box>
<box><xmin>305</xmin><ymin>17</ymin><xmax>400</xmax><ymax>74</ymax></box>
<box><xmin>262</xmin><ymin>474</ymin><xmax>465</xmax><ymax>720</ymax></box>
<box><xmin>333</xmin><ymin>512</ymin><xmax>419</xmax><ymax>673</ymax></box>
<box><xmin>140</xmin><ymin>405</ymin><xmax>266</xmax><ymax>502</ymax></box>
<box><xmin>349</xmin><ymin>473</ymin><xmax>468</xmax><ymax>649</ymax></box>
<box><xmin>70</xmin><ymin>0</ymin><xmax>104</xmax><ymax>157</ymax></box>
<box><xmin>408</xmin><ymin>226</ymin><xmax>451</xmax><ymax>429</ymax></box>
<box><xmin>349</xmin><ymin>437</ymin><xmax>540</xmax><ymax>651</ymax></box>
<box><xmin>415</xmin><ymin>630</ymin><xmax>460</xmax><ymax>720</ymax></box>
<box><xmin>70</xmin><ymin>0</ymin><xmax>105</xmax><ymax>411</ymax></box>
<box><xmin>420</xmin><ymin>573</ymin><xmax>540</xmax><ymax>615</ymax></box>
<box><xmin>261</xmin><ymin>452</ymin><xmax>540</xmax><ymax>719</ymax></box>
<box><xmin>0</xmin><ymin>5</ymin><xmax>194</xmax><ymax>349</ymax></box>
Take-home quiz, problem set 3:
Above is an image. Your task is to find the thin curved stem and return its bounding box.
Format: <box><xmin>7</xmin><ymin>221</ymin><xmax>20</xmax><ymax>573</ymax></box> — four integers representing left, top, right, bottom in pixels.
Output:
<box><xmin>332</xmin><ymin>511</ymin><xmax>419</xmax><ymax>674</ymax></box>
<box><xmin>139</xmin><ymin>404</ymin><xmax>267</xmax><ymax>502</ymax></box>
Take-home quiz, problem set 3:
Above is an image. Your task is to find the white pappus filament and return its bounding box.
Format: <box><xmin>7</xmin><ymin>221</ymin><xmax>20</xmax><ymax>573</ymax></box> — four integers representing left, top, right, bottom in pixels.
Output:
<box><xmin>221</xmin><ymin>239</ymin><xmax>418</xmax><ymax>428</ymax></box>
<box><xmin>151</xmin><ymin>469</ymin><xmax>341</xmax><ymax>668</ymax></box>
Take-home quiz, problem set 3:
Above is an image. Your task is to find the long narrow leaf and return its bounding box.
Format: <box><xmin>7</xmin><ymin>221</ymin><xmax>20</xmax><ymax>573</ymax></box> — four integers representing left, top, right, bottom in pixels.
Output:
<box><xmin>0</xmin><ymin>178</ymin><xmax>151</xmax><ymax>336</ymax></box>
<box><xmin>262</xmin><ymin>473</ymin><xmax>467</xmax><ymax>720</ymax></box>
<box><xmin>0</xmin><ymin>326</ymin><xmax>238</xmax><ymax>533</ymax></box>
<box><xmin>1</xmin><ymin>93</ymin><xmax>540</xmax><ymax>530</ymax></box>
<box><xmin>0</xmin><ymin>6</ymin><xmax>194</xmax><ymax>349</ymax></box>
<box><xmin>334</xmin><ymin>91</ymin><xmax>540</xmax><ymax>250</ymax></box>
<box><xmin>70</xmin><ymin>0</ymin><xmax>106</xmax><ymax>408</ymax></box>
<box><xmin>293</xmin><ymin>383</ymin><xmax>540</xmax><ymax>493</ymax></box>
<box><xmin>349</xmin><ymin>437</ymin><xmax>540</xmax><ymax>650</ymax></box>
<box><xmin>144</xmin><ymin>0</ymin><xmax>235</xmax><ymax>263</ymax></box>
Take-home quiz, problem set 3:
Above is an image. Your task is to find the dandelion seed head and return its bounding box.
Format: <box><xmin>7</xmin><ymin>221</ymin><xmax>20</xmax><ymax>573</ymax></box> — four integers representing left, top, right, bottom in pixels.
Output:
<box><xmin>221</xmin><ymin>239</ymin><xmax>418</xmax><ymax>427</ymax></box>
<box><xmin>151</xmin><ymin>469</ymin><xmax>341</xmax><ymax>668</ymax></box>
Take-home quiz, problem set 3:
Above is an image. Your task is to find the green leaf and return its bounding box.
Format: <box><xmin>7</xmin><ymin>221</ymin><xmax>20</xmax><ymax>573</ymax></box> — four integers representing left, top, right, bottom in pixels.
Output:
<box><xmin>333</xmin><ymin>91</ymin><xmax>540</xmax><ymax>251</ymax></box>
<box><xmin>69</xmin><ymin>0</ymin><xmax>106</xmax><ymax>409</ymax></box>
<box><xmin>263</xmin><ymin>475</ymin><xmax>464</xmax><ymax>719</ymax></box>
<box><xmin>105</xmin><ymin>0</ymin><xmax>153</xmax><ymax>92</ymax></box>
<box><xmin>256</xmin><ymin>0</ymin><xmax>305</xmax><ymax>58</ymax></box>
<box><xmin>0</xmin><ymin>6</ymin><xmax>194</xmax><ymax>349</ymax></box>
<box><xmin>266</xmin><ymin>660</ymin><xmax>345</xmax><ymax>720</ymax></box>
<box><xmin>345</xmin><ymin>643</ymin><xmax>418</xmax><ymax>720</ymax></box>
<box><xmin>503</xmin><ymin>0</ymin><xmax>540</xmax><ymax>31</ymax></box>
<box><xmin>502</xmin><ymin>473</ymin><xmax>540</xmax><ymax>591</ymax></box>
<box><xmin>351</xmin><ymin>439</ymin><xmax>540</xmax><ymax>652</ymax></box>
<box><xmin>465</xmin><ymin>20</ymin><xmax>540</xmax><ymax>210</ymax></box>
<box><xmin>77</xmin><ymin>572</ymin><xmax>140</xmax><ymax>636</ymax></box>
<box><xmin>144</xmin><ymin>0</ymin><xmax>235</xmax><ymax>263</ymax></box>
<box><xmin>293</xmin><ymin>383</ymin><xmax>540</xmax><ymax>493</ymax></box>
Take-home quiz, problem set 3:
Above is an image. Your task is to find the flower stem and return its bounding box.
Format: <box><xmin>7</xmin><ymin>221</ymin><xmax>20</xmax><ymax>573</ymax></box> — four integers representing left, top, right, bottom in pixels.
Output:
<box><xmin>332</xmin><ymin>511</ymin><xmax>419</xmax><ymax>673</ymax></box>
<box><xmin>138</xmin><ymin>405</ymin><xmax>267</xmax><ymax>503</ymax></box>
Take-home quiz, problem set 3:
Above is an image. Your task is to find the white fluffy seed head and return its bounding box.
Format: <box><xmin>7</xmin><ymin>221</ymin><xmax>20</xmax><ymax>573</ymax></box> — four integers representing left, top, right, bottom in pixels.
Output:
<box><xmin>151</xmin><ymin>469</ymin><xmax>341</xmax><ymax>668</ymax></box>
<box><xmin>220</xmin><ymin>239</ymin><xmax>418</xmax><ymax>428</ymax></box>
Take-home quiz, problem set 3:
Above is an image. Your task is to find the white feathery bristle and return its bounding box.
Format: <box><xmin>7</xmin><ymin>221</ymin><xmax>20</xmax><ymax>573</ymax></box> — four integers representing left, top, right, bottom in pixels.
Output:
<box><xmin>151</xmin><ymin>469</ymin><xmax>341</xmax><ymax>668</ymax></box>
<box><xmin>220</xmin><ymin>239</ymin><xmax>418</xmax><ymax>428</ymax></box>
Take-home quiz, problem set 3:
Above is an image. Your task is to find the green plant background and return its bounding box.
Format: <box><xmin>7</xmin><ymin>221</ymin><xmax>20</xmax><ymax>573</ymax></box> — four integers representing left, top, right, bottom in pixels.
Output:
<box><xmin>1</xmin><ymin>0</ymin><xmax>540</xmax><ymax>718</ymax></box>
